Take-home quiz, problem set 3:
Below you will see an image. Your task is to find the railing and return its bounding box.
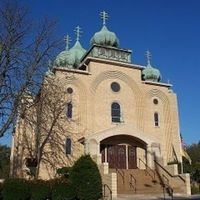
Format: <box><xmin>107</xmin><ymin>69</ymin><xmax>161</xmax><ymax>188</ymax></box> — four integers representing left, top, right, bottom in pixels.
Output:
<box><xmin>154</xmin><ymin>160</ymin><xmax>181</xmax><ymax>199</ymax></box>
<box><xmin>162</xmin><ymin>174</ymin><xmax>174</xmax><ymax>200</ymax></box>
<box><xmin>103</xmin><ymin>184</ymin><xmax>112</xmax><ymax>200</ymax></box>
<box><xmin>139</xmin><ymin>158</ymin><xmax>156</xmax><ymax>181</ymax></box>
<box><xmin>154</xmin><ymin>160</ymin><xmax>185</xmax><ymax>183</ymax></box>
<box><xmin>129</xmin><ymin>174</ymin><xmax>137</xmax><ymax>193</ymax></box>
<box><xmin>115</xmin><ymin>168</ymin><xmax>125</xmax><ymax>184</ymax></box>
<box><xmin>162</xmin><ymin>174</ymin><xmax>170</xmax><ymax>185</ymax></box>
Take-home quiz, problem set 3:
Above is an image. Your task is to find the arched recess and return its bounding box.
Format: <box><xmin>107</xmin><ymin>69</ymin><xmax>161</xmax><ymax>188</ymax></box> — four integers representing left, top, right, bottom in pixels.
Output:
<box><xmin>60</xmin><ymin>76</ymin><xmax>88</xmax><ymax>134</ymax></box>
<box><xmin>90</xmin><ymin>70</ymin><xmax>144</xmax><ymax>129</ymax></box>
<box><xmin>86</xmin><ymin>124</ymin><xmax>155</xmax><ymax>146</ymax></box>
<box><xmin>145</xmin><ymin>88</ymin><xmax>173</xmax><ymax>162</ymax></box>
<box><xmin>101</xmin><ymin>134</ymin><xmax>147</xmax><ymax>148</ymax></box>
<box><xmin>85</xmin><ymin>124</ymin><xmax>157</xmax><ymax>169</ymax></box>
<box><xmin>100</xmin><ymin>134</ymin><xmax>147</xmax><ymax>169</ymax></box>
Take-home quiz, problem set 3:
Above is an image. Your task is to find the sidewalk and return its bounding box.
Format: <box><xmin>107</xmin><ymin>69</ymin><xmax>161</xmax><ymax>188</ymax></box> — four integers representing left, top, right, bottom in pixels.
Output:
<box><xmin>113</xmin><ymin>194</ymin><xmax>200</xmax><ymax>200</ymax></box>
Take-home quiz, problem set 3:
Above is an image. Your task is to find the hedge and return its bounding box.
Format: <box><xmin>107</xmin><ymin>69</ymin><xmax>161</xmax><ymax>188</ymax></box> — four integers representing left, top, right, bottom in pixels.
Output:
<box><xmin>0</xmin><ymin>182</ymin><xmax>3</xmax><ymax>200</ymax></box>
<box><xmin>51</xmin><ymin>178</ymin><xmax>74</xmax><ymax>200</ymax></box>
<box><xmin>2</xmin><ymin>178</ymin><xmax>30</xmax><ymax>200</ymax></box>
<box><xmin>70</xmin><ymin>155</ymin><xmax>102</xmax><ymax>200</ymax></box>
<box><xmin>1</xmin><ymin>155</ymin><xmax>102</xmax><ymax>200</ymax></box>
<box><xmin>30</xmin><ymin>180</ymin><xmax>51</xmax><ymax>200</ymax></box>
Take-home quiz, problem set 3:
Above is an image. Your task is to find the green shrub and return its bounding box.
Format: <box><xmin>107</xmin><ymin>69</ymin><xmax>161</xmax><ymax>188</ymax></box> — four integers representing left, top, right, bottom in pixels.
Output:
<box><xmin>2</xmin><ymin>178</ymin><xmax>30</xmax><ymax>200</ymax></box>
<box><xmin>0</xmin><ymin>182</ymin><xmax>3</xmax><ymax>200</ymax></box>
<box><xmin>70</xmin><ymin>155</ymin><xmax>102</xmax><ymax>200</ymax></box>
<box><xmin>57</xmin><ymin>167</ymin><xmax>72</xmax><ymax>178</ymax></box>
<box><xmin>51</xmin><ymin>178</ymin><xmax>74</xmax><ymax>200</ymax></box>
<box><xmin>30</xmin><ymin>179</ymin><xmax>51</xmax><ymax>200</ymax></box>
<box><xmin>191</xmin><ymin>185</ymin><xmax>200</xmax><ymax>194</ymax></box>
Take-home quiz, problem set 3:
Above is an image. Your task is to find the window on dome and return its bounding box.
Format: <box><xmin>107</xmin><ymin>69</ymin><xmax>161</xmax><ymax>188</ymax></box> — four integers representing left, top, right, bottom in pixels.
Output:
<box><xmin>154</xmin><ymin>112</ymin><xmax>159</xmax><ymax>127</ymax></box>
<box><xmin>67</xmin><ymin>102</ymin><xmax>73</xmax><ymax>119</ymax></box>
<box><xmin>111</xmin><ymin>102</ymin><xmax>121</xmax><ymax>123</ymax></box>
<box><xmin>65</xmin><ymin>137</ymin><xmax>72</xmax><ymax>155</ymax></box>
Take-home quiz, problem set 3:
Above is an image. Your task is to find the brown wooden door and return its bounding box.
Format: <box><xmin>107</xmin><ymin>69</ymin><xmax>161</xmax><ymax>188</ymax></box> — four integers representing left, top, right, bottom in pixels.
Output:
<box><xmin>116</xmin><ymin>145</ymin><xmax>126</xmax><ymax>169</ymax></box>
<box><xmin>128</xmin><ymin>146</ymin><xmax>137</xmax><ymax>169</ymax></box>
<box><xmin>107</xmin><ymin>145</ymin><xmax>115</xmax><ymax>168</ymax></box>
<box><xmin>107</xmin><ymin>145</ymin><xmax>126</xmax><ymax>169</ymax></box>
<box><xmin>100</xmin><ymin>144</ymin><xmax>105</xmax><ymax>163</ymax></box>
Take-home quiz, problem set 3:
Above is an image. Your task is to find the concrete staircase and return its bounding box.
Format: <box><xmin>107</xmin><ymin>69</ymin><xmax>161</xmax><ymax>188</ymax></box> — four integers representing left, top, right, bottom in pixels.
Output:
<box><xmin>110</xmin><ymin>168</ymin><xmax>172</xmax><ymax>196</ymax></box>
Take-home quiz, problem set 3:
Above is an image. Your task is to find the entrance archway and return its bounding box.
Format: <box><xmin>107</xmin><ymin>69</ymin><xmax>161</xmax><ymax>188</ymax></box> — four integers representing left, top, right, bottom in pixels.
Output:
<box><xmin>100</xmin><ymin>135</ymin><xmax>147</xmax><ymax>169</ymax></box>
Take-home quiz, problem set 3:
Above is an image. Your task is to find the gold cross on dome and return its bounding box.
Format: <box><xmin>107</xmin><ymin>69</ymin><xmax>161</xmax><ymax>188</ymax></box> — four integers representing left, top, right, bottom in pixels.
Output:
<box><xmin>64</xmin><ymin>35</ymin><xmax>71</xmax><ymax>50</ymax></box>
<box><xmin>74</xmin><ymin>26</ymin><xmax>82</xmax><ymax>41</ymax></box>
<box><xmin>100</xmin><ymin>11</ymin><xmax>109</xmax><ymax>26</ymax></box>
<box><xmin>145</xmin><ymin>50</ymin><xmax>152</xmax><ymax>65</ymax></box>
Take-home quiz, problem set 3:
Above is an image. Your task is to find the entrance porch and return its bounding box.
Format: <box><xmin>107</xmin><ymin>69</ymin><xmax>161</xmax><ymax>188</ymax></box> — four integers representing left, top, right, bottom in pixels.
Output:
<box><xmin>100</xmin><ymin>135</ymin><xmax>147</xmax><ymax>169</ymax></box>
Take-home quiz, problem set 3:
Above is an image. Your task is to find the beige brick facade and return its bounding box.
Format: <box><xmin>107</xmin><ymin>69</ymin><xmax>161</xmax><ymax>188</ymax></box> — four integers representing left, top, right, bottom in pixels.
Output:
<box><xmin>10</xmin><ymin>44</ymin><xmax>190</xmax><ymax>195</ymax></box>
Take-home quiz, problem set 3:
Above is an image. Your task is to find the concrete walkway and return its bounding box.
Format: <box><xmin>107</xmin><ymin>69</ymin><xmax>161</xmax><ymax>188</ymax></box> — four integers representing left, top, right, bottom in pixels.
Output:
<box><xmin>113</xmin><ymin>194</ymin><xmax>200</xmax><ymax>200</ymax></box>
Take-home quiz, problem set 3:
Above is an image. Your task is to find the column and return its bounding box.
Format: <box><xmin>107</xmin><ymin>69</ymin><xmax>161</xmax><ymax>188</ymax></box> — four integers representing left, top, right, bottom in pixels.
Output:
<box><xmin>84</xmin><ymin>139</ymin><xmax>89</xmax><ymax>154</ymax></box>
<box><xmin>146</xmin><ymin>144</ymin><xmax>154</xmax><ymax>169</ymax></box>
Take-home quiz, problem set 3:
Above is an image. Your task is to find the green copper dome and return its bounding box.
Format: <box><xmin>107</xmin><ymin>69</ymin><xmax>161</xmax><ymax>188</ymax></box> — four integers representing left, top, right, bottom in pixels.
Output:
<box><xmin>142</xmin><ymin>51</ymin><xmax>161</xmax><ymax>82</ymax></box>
<box><xmin>54</xmin><ymin>31</ymin><xmax>86</xmax><ymax>69</ymax></box>
<box><xmin>69</xmin><ymin>41</ymin><xmax>86</xmax><ymax>68</ymax></box>
<box><xmin>54</xmin><ymin>50</ymin><xmax>75</xmax><ymax>69</ymax></box>
<box><xmin>90</xmin><ymin>25</ymin><xmax>119</xmax><ymax>47</ymax></box>
<box><xmin>142</xmin><ymin>63</ymin><xmax>161</xmax><ymax>82</ymax></box>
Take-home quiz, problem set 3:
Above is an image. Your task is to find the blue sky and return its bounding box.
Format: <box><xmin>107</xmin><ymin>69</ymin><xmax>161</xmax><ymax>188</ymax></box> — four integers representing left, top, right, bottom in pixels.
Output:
<box><xmin>0</xmin><ymin>0</ymin><xmax>199</xmax><ymax>145</ymax></box>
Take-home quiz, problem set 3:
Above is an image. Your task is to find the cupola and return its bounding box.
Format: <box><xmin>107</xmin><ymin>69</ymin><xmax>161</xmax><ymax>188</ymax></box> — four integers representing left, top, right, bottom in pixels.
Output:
<box><xmin>69</xmin><ymin>26</ymin><xmax>86</xmax><ymax>68</ymax></box>
<box><xmin>142</xmin><ymin>51</ymin><xmax>161</xmax><ymax>82</ymax></box>
<box><xmin>54</xmin><ymin>26</ymin><xmax>86</xmax><ymax>69</ymax></box>
<box><xmin>54</xmin><ymin>35</ymin><xmax>75</xmax><ymax>68</ymax></box>
<box><xmin>90</xmin><ymin>11</ymin><xmax>119</xmax><ymax>47</ymax></box>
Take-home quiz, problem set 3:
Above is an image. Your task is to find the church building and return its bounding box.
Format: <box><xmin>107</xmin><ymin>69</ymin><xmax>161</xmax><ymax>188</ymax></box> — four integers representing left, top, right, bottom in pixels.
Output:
<box><xmin>10</xmin><ymin>11</ymin><xmax>191</xmax><ymax>197</ymax></box>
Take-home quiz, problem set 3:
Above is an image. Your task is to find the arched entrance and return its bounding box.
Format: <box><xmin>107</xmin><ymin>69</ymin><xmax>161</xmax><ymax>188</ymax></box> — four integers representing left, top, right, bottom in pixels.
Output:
<box><xmin>100</xmin><ymin>135</ymin><xmax>147</xmax><ymax>169</ymax></box>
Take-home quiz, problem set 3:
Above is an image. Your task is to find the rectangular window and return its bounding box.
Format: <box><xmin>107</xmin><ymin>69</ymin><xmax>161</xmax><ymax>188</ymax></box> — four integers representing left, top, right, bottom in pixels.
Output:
<box><xmin>154</xmin><ymin>112</ymin><xmax>159</xmax><ymax>127</ymax></box>
<box><xmin>67</xmin><ymin>102</ymin><xmax>72</xmax><ymax>119</ymax></box>
<box><xmin>66</xmin><ymin>138</ymin><xmax>72</xmax><ymax>155</ymax></box>
<box><xmin>111</xmin><ymin>102</ymin><xmax>121</xmax><ymax>123</ymax></box>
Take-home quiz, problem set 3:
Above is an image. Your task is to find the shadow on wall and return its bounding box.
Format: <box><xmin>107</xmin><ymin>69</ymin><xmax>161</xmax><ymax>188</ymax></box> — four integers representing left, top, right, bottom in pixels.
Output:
<box><xmin>10</xmin><ymin>77</ymin><xmax>84</xmax><ymax>180</ymax></box>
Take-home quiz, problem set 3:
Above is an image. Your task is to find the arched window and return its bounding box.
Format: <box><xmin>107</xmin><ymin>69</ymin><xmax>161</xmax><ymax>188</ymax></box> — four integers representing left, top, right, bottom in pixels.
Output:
<box><xmin>154</xmin><ymin>112</ymin><xmax>159</xmax><ymax>127</ymax></box>
<box><xmin>65</xmin><ymin>137</ymin><xmax>72</xmax><ymax>155</ymax></box>
<box><xmin>111</xmin><ymin>102</ymin><xmax>121</xmax><ymax>123</ymax></box>
<box><xmin>67</xmin><ymin>102</ymin><xmax>72</xmax><ymax>119</ymax></box>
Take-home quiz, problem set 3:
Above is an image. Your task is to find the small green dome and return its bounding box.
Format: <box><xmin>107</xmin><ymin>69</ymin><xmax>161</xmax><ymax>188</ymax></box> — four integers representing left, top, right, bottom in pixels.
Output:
<box><xmin>142</xmin><ymin>63</ymin><xmax>161</xmax><ymax>82</ymax></box>
<box><xmin>54</xmin><ymin>41</ymin><xmax>86</xmax><ymax>69</ymax></box>
<box><xmin>54</xmin><ymin>50</ymin><xmax>75</xmax><ymax>68</ymax></box>
<box><xmin>69</xmin><ymin>41</ymin><xmax>86</xmax><ymax>67</ymax></box>
<box><xmin>90</xmin><ymin>25</ymin><xmax>119</xmax><ymax>47</ymax></box>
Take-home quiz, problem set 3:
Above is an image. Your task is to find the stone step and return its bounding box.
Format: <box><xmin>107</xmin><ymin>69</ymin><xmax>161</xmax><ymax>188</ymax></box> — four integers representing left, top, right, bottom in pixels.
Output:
<box><xmin>114</xmin><ymin>168</ymin><xmax>185</xmax><ymax>195</ymax></box>
<box><xmin>115</xmin><ymin>169</ymin><xmax>173</xmax><ymax>195</ymax></box>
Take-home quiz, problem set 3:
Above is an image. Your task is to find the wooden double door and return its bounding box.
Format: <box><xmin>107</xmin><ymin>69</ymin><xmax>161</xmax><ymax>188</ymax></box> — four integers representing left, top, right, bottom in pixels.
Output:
<box><xmin>101</xmin><ymin>144</ymin><xmax>137</xmax><ymax>169</ymax></box>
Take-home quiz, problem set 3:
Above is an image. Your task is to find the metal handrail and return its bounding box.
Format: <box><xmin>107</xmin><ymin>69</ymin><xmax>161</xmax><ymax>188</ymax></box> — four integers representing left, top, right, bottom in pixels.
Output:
<box><xmin>162</xmin><ymin>174</ymin><xmax>170</xmax><ymax>185</ymax></box>
<box><xmin>115</xmin><ymin>168</ymin><xmax>125</xmax><ymax>184</ymax></box>
<box><xmin>129</xmin><ymin>174</ymin><xmax>137</xmax><ymax>193</ymax></box>
<box><xmin>139</xmin><ymin>158</ymin><xmax>156</xmax><ymax>180</ymax></box>
<box><xmin>162</xmin><ymin>174</ymin><xmax>174</xmax><ymax>199</ymax></box>
<box><xmin>154</xmin><ymin>160</ymin><xmax>185</xmax><ymax>183</ymax></box>
<box><xmin>103</xmin><ymin>184</ymin><xmax>112</xmax><ymax>200</ymax></box>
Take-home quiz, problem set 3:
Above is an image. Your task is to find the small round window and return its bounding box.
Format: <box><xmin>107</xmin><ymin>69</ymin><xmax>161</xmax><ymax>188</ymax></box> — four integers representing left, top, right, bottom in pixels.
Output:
<box><xmin>111</xmin><ymin>82</ymin><xmax>120</xmax><ymax>92</ymax></box>
<box><xmin>153</xmin><ymin>98</ymin><xmax>158</xmax><ymax>105</ymax></box>
<box><xmin>67</xmin><ymin>87</ymin><xmax>73</xmax><ymax>94</ymax></box>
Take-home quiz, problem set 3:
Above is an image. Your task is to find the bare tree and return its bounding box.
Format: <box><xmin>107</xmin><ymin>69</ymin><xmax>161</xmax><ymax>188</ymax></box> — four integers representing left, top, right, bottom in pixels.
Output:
<box><xmin>0</xmin><ymin>0</ymin><xmax>60</xmax><ymax>138</ymax></box>
<box><xmin>12</xmin><ymin>75</ymin><xmax>84</xmax><ymax>179</ymax></box>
